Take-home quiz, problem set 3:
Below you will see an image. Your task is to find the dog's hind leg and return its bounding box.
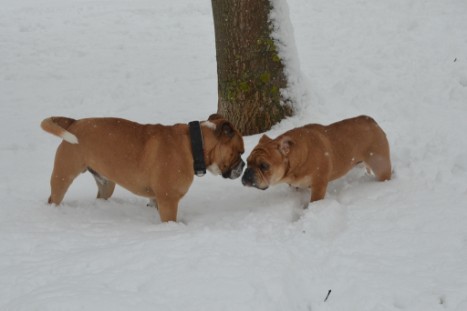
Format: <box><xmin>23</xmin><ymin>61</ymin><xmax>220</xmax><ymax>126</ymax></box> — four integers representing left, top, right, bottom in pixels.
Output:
<box><xmin>48</xmin><ymin>143</ymin><xmax>86</xmax><ymax>205</ymax></box>
<box><xmin>88</xmin><ymin>168</ymin><xmax>116</xmax><ymax>200</ymax></box>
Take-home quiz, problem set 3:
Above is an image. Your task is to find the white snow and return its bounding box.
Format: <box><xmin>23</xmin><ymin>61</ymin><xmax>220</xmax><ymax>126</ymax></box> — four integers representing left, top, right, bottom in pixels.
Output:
<box><xmin>269</xmin><ymin>0</ymin><xmax>310</xmax><ymax>112</ymax></box>
<box><xmin>1</xmin><ymin>0</ymin><xmax>467</xmax><ymax>310</ymax></box>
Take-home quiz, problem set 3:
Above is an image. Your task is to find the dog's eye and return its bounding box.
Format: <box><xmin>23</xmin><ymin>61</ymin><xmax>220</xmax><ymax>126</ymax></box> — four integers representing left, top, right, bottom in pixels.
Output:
<box><xmin>259</xmin><ymin>162</ymin><xmax>269</xmax><ymax>172</ymax></box>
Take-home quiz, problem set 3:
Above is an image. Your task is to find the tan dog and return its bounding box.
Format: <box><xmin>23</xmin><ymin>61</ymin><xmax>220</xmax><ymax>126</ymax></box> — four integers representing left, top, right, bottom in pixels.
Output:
<box><xmin>242</xmin><ymin>115</ymin><xmax>391</xmax><ymax>202</ymax></box>
<box><xmin>41</xmin><ymin>114</ymin><xmax>245</xmax><ymax>222</ymax></box>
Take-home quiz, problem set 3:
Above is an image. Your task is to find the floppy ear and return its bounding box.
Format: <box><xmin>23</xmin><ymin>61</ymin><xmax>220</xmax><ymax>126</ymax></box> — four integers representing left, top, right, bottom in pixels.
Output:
<box><xmin>278</xmin><ymin>136</ymin><xmax>293</xmax><ymax>155</ymax></box>
<box><xmin>259</xmin><ymin>134</ymin><xmax>272</xmax><ymax>144</ymax></box>
<box><xmin>216</xmin><ymin>121</ymin><xmax>235</xmax><ymax>138</ymax></box>
<box><xmin>208</xmin><ymin>113</ymin><xmax>224</xmax><ymax>121</ymax></box>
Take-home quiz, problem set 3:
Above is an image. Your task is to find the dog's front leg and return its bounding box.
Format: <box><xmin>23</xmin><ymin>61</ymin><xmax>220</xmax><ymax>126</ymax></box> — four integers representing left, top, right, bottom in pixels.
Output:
<box><xmin>310</xmin><ymin>178</ymin><xmax>328</xmax><ymax>202</ymax></box>
<box><xmin>156</xmin><ymin>197</ymin><xmax>179</xmax><ymax>222</ymax></box>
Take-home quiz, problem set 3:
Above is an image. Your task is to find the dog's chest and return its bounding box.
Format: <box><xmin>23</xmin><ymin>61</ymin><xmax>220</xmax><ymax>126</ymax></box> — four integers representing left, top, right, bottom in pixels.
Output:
<box><xmin>288</xmin><ymin>175</ymin><xmax>311</xmax><ymax>188</ymax></box>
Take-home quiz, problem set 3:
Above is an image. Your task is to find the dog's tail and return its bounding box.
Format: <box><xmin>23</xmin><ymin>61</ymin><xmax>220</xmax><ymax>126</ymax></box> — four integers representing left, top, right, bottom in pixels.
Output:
<box><xmin>41</xmin><ymin>117</ymin><xmax>79</xmax><ymax>144</ymax></box>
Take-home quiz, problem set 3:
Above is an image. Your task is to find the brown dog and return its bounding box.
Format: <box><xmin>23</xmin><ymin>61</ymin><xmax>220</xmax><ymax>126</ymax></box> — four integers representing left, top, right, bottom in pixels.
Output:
<box><xmin>41</xmin><ymin>114</ymin><xmax>245</xmax><ymax>222</ymax></box>
<box><xmin>242</xmin><ymin>115</ymin><xmax>391</xmax><ymax>202</ymax></box>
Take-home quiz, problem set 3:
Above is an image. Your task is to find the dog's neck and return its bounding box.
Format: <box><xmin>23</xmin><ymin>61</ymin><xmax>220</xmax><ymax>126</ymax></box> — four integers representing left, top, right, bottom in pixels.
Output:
<box><xmin>188</xmin><ymin>121</ymin><xmax>206</xmax><ymax>177</ymax></box>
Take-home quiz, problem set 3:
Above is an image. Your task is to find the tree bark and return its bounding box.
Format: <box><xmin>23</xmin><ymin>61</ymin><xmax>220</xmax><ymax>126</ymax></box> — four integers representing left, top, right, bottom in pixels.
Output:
<box><xmin>211</xmin><ymin>0</ymin><xmax>293</xmax><ymax>135</ymax></box>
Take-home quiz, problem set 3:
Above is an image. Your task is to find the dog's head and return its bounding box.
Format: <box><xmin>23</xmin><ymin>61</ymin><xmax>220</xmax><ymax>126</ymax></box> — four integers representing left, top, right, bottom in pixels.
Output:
<box><xmin>242</xmin><ymin>134</ymin><xmax>293</xmax><ymax>189</ymax></box>
<box><xmin>203</xmin><ymin>114</ymin><xmax>245</xmax><ymax>179</ymax></box>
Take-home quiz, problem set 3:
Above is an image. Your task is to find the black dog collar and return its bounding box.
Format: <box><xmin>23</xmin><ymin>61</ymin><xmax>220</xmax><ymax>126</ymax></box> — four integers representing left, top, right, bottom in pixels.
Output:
<box><xmin>189</xmin><ymin>121</ymin><xmax>206</xmax><ymax>177</ymax></box>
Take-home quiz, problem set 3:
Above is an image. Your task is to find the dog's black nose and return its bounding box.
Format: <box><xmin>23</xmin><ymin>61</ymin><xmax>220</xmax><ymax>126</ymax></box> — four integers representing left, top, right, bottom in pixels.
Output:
<box><xmin>241</xmin><ymin>167</ymin><xmax>254</xmax><ymax>186</ymax></box>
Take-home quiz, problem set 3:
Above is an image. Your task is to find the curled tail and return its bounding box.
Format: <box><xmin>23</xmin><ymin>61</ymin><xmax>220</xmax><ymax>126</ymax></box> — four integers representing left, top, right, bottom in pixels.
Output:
<box><xmin>41</xmin><ymin>117</ymin><xmax>79</xmax><ymax>144</ymax></box>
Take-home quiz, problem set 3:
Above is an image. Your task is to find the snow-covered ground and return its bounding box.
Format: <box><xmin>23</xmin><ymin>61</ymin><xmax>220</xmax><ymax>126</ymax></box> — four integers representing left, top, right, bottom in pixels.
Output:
<box><xmin>1</xmin><ymin>0</ymin><xmax>467</xmax><ymax>310</ymax></box>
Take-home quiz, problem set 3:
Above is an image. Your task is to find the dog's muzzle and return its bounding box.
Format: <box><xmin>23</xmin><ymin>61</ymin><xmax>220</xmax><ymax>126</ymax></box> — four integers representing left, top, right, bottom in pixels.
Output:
<box><xmin>241</xmin><ymin>167</ymin><xmax>268</xmax><ymax>190</ymax></box>
<box><xmin>222</xmin><ymin>159</ymin><xmax>245</xmax><ymax>179</ymax></box>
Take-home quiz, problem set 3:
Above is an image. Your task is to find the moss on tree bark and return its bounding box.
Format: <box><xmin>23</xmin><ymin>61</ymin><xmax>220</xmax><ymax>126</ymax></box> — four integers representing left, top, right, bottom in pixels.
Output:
<box><xmin>212</xmin><ymin>0</ymin><xmax>293</xmax><ymax>135</ymax></box>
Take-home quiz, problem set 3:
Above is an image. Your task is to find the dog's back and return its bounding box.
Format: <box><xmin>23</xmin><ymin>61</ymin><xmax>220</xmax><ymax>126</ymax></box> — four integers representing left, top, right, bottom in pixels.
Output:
<box><xmin>315</xmin><ymin>115</ymin><xmax>391</xmax><ymax>181</ymax></box>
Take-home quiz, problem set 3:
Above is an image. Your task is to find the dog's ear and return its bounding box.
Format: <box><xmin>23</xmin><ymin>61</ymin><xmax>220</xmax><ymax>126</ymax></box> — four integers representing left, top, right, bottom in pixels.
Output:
<box><xmin>208</xmin><ymin>113</ymin><xmax>224</xmax><ymax>121</ymax></box>
<box><xmin>208</xmin><ymin>114</ymin><xmax>236</xmax><ymax>138</ymax></box>
<box><xmin>259</xmin><ymin>134</ymin><xmax>272</xmax><ymax>144</ymax></box>
<box><xmin>216</xmin><ymin>120</ymin><xmax>235</xmax><ymax>138</ymax></box>
<box><xmin>278</xmin><ymin>136</ymin><xmax>293</xmax><ymax>155</ymax></box>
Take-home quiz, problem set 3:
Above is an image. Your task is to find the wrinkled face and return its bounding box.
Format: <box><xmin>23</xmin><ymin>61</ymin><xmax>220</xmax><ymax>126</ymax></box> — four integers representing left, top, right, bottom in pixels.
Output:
<box><xmin>205</xmin><ymin>115</ymin><xmax>245</xmax><ymax>179</ymax></box>
<box><xmin>242</xmin><ymin>135</ymin><xmax>291</xmax><ymax>190</ymax></box>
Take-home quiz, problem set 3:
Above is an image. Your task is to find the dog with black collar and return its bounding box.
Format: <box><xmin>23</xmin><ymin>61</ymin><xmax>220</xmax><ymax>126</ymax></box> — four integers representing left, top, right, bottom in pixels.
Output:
<box><xmin>41</xmin><ymin>114</ymin><xmax>245</xmax><ymax>222</ymax></box>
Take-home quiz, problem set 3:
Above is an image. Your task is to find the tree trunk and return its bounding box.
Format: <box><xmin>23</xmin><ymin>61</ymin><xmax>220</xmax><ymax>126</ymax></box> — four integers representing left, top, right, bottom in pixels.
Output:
<box><xmin>211</xmin><ymin>0</ymin><xmax>293</xmax><ymax>135</ymax></box>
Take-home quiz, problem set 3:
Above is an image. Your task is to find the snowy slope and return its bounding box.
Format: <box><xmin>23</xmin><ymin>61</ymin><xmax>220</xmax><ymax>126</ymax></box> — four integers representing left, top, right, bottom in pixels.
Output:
<box><xmin>1</xmin><ymin>0</ymin><xmax>467</xmax><ymax>310</ymax></box>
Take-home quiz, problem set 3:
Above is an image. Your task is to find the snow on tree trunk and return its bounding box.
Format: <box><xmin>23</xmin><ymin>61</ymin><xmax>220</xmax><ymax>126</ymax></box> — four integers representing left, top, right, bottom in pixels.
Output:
<box><xmin>212</xmin><ymin>0</ymin><xmax>305</xmax><ymax>135</ymax></box>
